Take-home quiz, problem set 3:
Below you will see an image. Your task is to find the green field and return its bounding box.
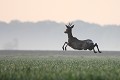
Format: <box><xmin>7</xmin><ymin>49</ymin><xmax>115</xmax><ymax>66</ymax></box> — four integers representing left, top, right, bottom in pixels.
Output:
<box><xmin>0</xmin><ymin>51</ymin><xmax>120</xmax><ymax>80</ymax></box>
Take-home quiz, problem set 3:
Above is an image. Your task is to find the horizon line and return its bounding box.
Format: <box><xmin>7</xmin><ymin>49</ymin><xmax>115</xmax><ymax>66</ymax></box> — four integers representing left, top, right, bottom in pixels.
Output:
<box><xmin>0</xmin><ymin>19</ymin><xmax>120</xmax><ymax>26</ymax></box>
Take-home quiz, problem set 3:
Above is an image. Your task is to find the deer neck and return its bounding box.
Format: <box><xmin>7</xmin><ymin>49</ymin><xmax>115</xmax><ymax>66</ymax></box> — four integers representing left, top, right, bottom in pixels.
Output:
<box><xmin>68</xmin><ymin>31</ymin><xmax>73</xmax><ymax>39</ymax></box>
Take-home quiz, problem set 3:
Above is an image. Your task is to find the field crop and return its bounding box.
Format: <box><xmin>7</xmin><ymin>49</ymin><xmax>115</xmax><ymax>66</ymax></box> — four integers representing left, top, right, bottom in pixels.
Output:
<box><xmin>0</xmin><ymin>54</ymin><xmax>120</xmax><ymax>80</ymax></box>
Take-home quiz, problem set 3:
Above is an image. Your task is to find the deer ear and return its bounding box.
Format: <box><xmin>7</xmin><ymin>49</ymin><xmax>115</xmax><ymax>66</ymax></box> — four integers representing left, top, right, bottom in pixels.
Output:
<box><xmin>71</xmin><ymin>25</ymin><xmax>74</xmax><ymax>28</ymax></box>
<box><xmin>65</xmin><ymin>25</ymin><xmax>69</xmax><ymax>28</ymax></box>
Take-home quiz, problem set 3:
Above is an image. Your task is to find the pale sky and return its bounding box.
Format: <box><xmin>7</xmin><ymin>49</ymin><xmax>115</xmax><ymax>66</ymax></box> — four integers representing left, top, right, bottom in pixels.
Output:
<box><xmin>0</xmin><ymin>0</ymin><xmax>120</xmax><ymax>25</ymax></box>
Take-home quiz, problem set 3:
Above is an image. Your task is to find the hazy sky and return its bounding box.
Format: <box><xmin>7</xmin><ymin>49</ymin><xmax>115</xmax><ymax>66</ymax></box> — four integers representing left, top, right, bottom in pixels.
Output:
<box><xmin>0</xmin><ymin>0</ymin><xmax>120</xmax><ymax>25</ymax></box>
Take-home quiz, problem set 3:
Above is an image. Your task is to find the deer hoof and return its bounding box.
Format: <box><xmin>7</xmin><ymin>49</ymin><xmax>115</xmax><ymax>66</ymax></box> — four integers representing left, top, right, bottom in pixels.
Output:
<box><xmin>94</xmin><ymin>51</ymin><xmax>97</xmax><ymax>53</ymax></box>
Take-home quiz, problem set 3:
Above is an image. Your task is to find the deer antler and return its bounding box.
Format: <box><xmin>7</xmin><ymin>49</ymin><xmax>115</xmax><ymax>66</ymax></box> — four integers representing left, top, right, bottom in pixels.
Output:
<box><xmin>68</xmin><ymin>23</ymin><xmax>73</xmax><ymax>27</ymax></box>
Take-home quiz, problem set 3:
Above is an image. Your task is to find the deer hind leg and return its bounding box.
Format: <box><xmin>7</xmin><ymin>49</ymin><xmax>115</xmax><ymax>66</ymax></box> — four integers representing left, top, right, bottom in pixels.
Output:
<box><xmin>92</xmin><ymin>43</ymin><xmax>97</xmax><ymax>53</ymax></box>
<box><xmin>94</xmin><ymin>43</ymin><xmax>102</xmax><ymax>53</ymax></box>
<box><xmin>93</xmin><ymin>47</ymin><xmax>97</xmax><ymax>53</ymax></box>
<box><xmin>62</xmin><ymin>42</ymin><xmax>68</xmax><ymax>51</ymax></box>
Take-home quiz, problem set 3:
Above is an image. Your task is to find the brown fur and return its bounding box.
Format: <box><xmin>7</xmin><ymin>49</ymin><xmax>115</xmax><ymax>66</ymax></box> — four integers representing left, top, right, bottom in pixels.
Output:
<box><xmin>62</xmin><ymin>23</ymin><xmax>101</xmax><ymax>53</ymax></box>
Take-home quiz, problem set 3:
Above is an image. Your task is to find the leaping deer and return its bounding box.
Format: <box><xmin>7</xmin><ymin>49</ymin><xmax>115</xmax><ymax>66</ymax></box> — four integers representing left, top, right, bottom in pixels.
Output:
<box><xmin>62</xmin><ymin>23</ymin><xmax>101</xmax><ymax>53</ymax></box>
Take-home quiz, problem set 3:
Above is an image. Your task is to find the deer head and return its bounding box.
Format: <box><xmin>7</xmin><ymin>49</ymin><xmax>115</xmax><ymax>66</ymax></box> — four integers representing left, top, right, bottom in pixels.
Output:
<box><xmin>64</xmin><ymin>23</ymin><xmax>74</xmax><ymax>33</ymax></box>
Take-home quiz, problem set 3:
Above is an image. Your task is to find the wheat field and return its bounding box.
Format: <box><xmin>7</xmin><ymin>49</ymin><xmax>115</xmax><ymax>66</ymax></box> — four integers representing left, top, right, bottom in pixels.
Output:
<box><xmin>0</xmin><ymin>50</ymin><xmax>120</xmax><ymax>80</ymax></box>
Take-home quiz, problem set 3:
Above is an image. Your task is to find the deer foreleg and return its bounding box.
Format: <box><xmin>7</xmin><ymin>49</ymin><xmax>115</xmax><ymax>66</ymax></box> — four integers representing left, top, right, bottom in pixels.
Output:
<box><xmin>62</xmin><ymin>42</ymin><xmax>68</xmax><ymax>51</ymax></box>
<box><xmin>65</xmin><ymin>44</ymin><xmax>68</xmax><ymax>51</ymax></box>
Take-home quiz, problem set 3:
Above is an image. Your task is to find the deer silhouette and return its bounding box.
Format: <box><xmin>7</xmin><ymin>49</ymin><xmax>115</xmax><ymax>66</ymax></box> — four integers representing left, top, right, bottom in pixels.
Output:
<box><xmin>62</xmin><ymin>23</ymin><xmax>101</xmax><ymax>53</ymax></box>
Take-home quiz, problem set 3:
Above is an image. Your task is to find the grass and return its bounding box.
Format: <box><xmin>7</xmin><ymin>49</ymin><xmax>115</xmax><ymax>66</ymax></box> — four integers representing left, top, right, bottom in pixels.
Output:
<box><xmin>0</xmin><ymin>55</ymin><xmax>120</xmax><ymax>80</ymax></box>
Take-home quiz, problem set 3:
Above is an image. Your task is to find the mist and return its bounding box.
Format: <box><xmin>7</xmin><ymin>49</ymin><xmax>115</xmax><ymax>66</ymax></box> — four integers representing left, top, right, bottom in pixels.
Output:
<box><xmin>0</xmin><ymin>20</ymin><xmax>120</xmax><ymax>51</ymax></box>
